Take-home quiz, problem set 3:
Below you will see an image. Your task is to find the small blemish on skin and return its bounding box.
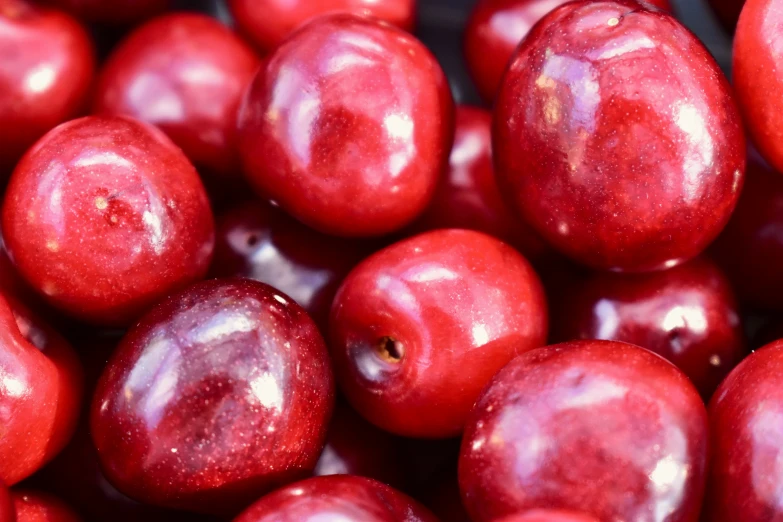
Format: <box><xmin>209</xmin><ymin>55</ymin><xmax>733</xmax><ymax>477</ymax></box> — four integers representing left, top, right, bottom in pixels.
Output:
<box><xmin>608</xmin><ymin>17</ymin><xmax>619</xmax><ymax>26</ymax></box>
<box><xmin>110</xmin><ymin>215</ymin><xmax>118</xmax><ymax>223</ymax></box>
<box><xmin>46</xmin><ymin>240</ymin><xmax>58</xmax><ymax>252</ymax></box>
<box><xmin>95</xmin><ymin>197</ymin><xmax>108</xmax><ymax>210</ymax></box>
<box><xmin>710</xmin><ymin>355</ymin><xmax>721</xmax><ymax>367</ymax></box>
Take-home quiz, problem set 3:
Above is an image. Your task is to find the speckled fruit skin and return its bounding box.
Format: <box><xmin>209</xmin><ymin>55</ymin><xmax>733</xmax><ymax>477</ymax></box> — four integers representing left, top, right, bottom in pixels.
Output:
<box><xmin>237</xmin><ymin>14</ymin><xmax>454</xmax><ymax>238</ymax></box>
<box><xmin>45</xmin><ymin>0</ymin><xmax>168</xmax><ymax>25</ymax></box>
<box><xmin>0</xmin><ymin>294</ymin><xmax>82</xmax><ymax>486</ymax></box>
<box><xmin>413</xmin><ymin>105</ymin><xmax>549</xmax><ymax>263</ymax></box>
<box><xmin>93</xmin><ymin>13</ymin><xmax>259</xmax><ymax>180</ymax></box>
<box><xmin>228</xmin><ymin>0</ymin><xmax>415</xmax><ymax>53</ymax></box>
<box><xmin>494</xmin><ymin>0</ymin><xmax>745</xmax><ymax>272</ymax></box>
<box><xmin>0</xmin><ymin>0</ymin><xmax>95</xmax><ymax>178</ymax></box>
<box><xmin>329</xmin><ymin>229</ymin><xmax>548</xmax><ymax>438</ymax></box>
<box><xmin>496</xmin><ymin>511</ymin><xmax>601</xmax><ymax>522</ymax></box>
<box><xmin>2</xmin><ymin>115</ymin><xmax>215</xmax><ymax>327</ymax></box>
<box><xmin>91</xmin><ymin>278</ymin><xmax>334</xmax><ymax>515</ymax></box>
<box><xmin>0</xmin><ymin>482</ymin><xmax>11</xmax><ymax>522</ymax></box>
<box><xmin>232</xmin><ymin>475</ymin><xmax>438</xmax><ymax>522</ymax></box>
<box><xmin>553</xmin><ymin>257</ymin><xmax>746</xmax><ymax>399</ymax></box>
<box><xmin>704</xmin><ymin>340</ymin><xmax>783</xmax><ymax>522</ymax></box>
<box><xmin>459</xmin><ymin>340</ymin><xmax>708</xmax><ymax>522</ymax></box>
<box><xmin>12</xmin><ymin>491</ymin><xmax>80</xmax><ymax>522</ymax></box>
<box><xmin>707</xmin><ymin>0</ymin><xmax>745</xmax><ymax>31</ymax></box>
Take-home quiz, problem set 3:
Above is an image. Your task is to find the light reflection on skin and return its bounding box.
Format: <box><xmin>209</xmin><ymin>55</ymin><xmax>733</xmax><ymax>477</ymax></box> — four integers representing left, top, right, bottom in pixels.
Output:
<box><xmin>750</xmin><ymin>408</ymin><xmax>783</xmax><ymax>512</ymax></box>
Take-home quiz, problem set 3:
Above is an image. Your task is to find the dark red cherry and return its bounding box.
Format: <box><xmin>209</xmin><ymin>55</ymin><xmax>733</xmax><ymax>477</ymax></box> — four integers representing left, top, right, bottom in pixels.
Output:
<box><xmin>93</xmin><ymin>13</ymin><xmax>259</xmax><ymax>180</ymax></box>
<box><xmin>330</xmin><ymin>229</ymin><xmax>547</xmax><ymax>438</ymax></box>
<box><xmin>0</xmin><ymin>0</ymin><xmax>94</xmax><ymax>178</ymax></box>
<box><xmin>0</xmin><ymin>294</ymin><xmax>82</xmax><ymax>486</ymax></box>
<box><xmin>706</xmin><ymin>0</ymin><xmax>745</xmax><ymax>32</ymax></box>
<box><xmin>91</xmin><ymin>279</ymin><xmax>334</xmax><ymax>514</ymax></box>
<box><xmin>494</xmin><ymin>0</ymin><xmax>744</xmax><ymax>272</ymax></box>
<box><xmin>2</xmin><ymin>115</ymin><xmax>215</xmax><ymax>326</ymax></box>
<box><xmin>705</xmin><ymin>340</ymin><xmax>783</xmax><ymax>522</ymax></box>
<box><xmin>237</xmin><ymin>14</ymin><xmax>454</xmax><ymax>237</ymax></box>
<box><xmin>45</xmin><ymin>0</ymin><xmax>168</xmax><ymax>25</ymax></box>
<box><xmin>11</xmin><ymin>491</ymin><xmax>80</xmax><ymax>522</ymax></box>
<box><xmin>553</xmin><ymin>257</ymin><xmax>746</xmax><ymax>398</ymax></box>
<box><xmin>459</xmin><ymin>340</ymin><xmax>708</xmax><ymax>522</ymax></box>
<box><xmin>232</xmin><ymin>475</ymin><xmax>438</xmax><ymax>522</ymax></box>
<box><xmin>496</xmin><ymin>511</ymin><xmax>600</xmax><ymax>522</ymax></box>
<box><xmin>228</xmin><ymin>0</ymin><xmax>416</xmax><ymax>53</ymax></box>
<box><xmin>0</xmin><ymin>482</ymin><xmax>11</xmax><ymax>522</ymax></box>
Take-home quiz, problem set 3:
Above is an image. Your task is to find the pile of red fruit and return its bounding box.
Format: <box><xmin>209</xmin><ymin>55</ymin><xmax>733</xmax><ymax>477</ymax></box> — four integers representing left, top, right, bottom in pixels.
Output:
<box><xmin>0</xmin><ymin>0</ymin><xmax>779</xmax><ymax>520</ymax></box>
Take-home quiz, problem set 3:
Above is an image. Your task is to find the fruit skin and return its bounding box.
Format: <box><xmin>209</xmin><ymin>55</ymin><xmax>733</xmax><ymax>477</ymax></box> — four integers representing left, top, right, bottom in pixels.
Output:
<box><xmin>93</xmin><ymin>13</ymin><xmax>259</xmax><ymax>180</ymax></box>
<box><xmin>459</xmin><ymin>340</ymin><xmax>708</xmax><ymax>522</ymax></box>
<box><xmin>553</xmin><ymin>257</ymin><xmax>746</xmax><ymax>399</ymax></box>
<box><xmin>90</xmin><ymin>278</ymin><xmax>334</xmax><ymax>515</ymax></box>
<box><xmin>2</xmin><ymin>115</ymin><xmax>215</xmax><ymax>326</ymax></box>
<box><xmin>0</xmin><ymin>294</ymin><xmax>82</xmax><ymax>486</ymax></box>
<box><xmin>705</xmin><ymin>340</ymin><xmax>783</xmax><ymax>522</ymax></box>
<box><xmin>0</xmin><ymin>482</ymin><xmax>12</xmax><ymax>522</ymax></box>
<box><xmin>11</xmin><ymin>491</ymin><xmax>80</xmax><ymax>522</ymax></box>
<box><xmin>237</xmin><ymin>14</ymin><xmax>454</xmax><ymax>238</ymax></box>
<box><xmin>228</xmin><ymin>0</ymin><xmax>416</xmax><ymax>53</ymax></box>
<box><xmin>494</xmin><ymin>0</ymin><xmax>745</xmax><ymax>272</ymax></box>
<box><xmin>44</xmin><ymin>0</ymin><xmax>168</xmax><ymax>25</ymax></box>
<box><xmin>707</xmin><ymin>0</ymin><xmax>745</xmax><ymax>32</ymax></box>
<box><xmin>496</xmin><ymin>511</ymin><xmax>601</xmax><ymax>522</ymax></box>
<box><xmin>0</xmin><ymin>0</ymin><xmax>95</xmax><ymax>178</ymax></box>
<box><xmin>232</xmin><ymin>475</ymin><xmax>438</xmax><ymax>522</ymax></box>
<box><xmin>329</xmin><ymin>229</ymin><xmax>548</xmax><ymax>438</ymax></box>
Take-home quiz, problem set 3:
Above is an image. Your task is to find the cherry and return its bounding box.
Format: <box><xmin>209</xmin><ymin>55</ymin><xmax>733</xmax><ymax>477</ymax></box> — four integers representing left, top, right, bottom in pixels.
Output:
<box><xmin>705</xmin><ymin>340</ymin><xmax>783</xmax><ymax>522</ymax></box>
<box><xmin>459</xmin><ymin>340</ymin><xmax>708</xmax><ymax>522</ymax></box>
<box><xmin>91</xmin><ymin>278</ymin><xmax>334</xmax><ymax>514</ymax></box>
<box><xmin>237</xmin><ymin>14</ymin><xmax>454</xmax><ymax>237</ymax></box>
<box><xmin>11</xmin><ymin>491</ymin><xmax>80</xmax><ymax>522</ymax></box>
<box><xmin>228</xmin><ymin>0</ymin><xmax>416</xmax><ymax>53</ymax></box>
<box><xmin>553</xmin><ymin>257</ymin><xmax>746</xmax><ymax>399</ymax></box>
<box><xmin>44</xmin><ymin>0</ymin><xmax>168</xmax><ymax>25</ymax></box>
<box><xmin>0</xmin><ymin>0</ymin><xmax>95</xmax><ymax>178</ymax></box>
<box><xmin>93</xmin><ymin>13</ymin><xmax>259</xmax><ymax>181</ymax></box>
<box><xmin>412</xmin><ymin>105</ymin><xmax>549</xmax><ymax>263</ymax></box>
<box><xmin>232</xmin><ymin>475</ymin><xmax>438</xmax><ymax>522</ymax></box>
<box><xmin>0</xmin><ymin>294</ymin><xmax>82</xmax><ymax>486</ymax></box>
<box><xmin>496</xmin><ymin>511</ymin><xmax>600</xmax><ymax>522</ymax></box>
<box><xmin>0</xmin><ymin>483</ymin><xmax>11</xmax><ymax>522</ymax></box>
<box><xmin>494</xmin><ymin>0</ymin><xmax>744</xmax><ymax>272</ymax></box>
<box><xmin>329</xmin><ymin>229</ymin><xmax>547</xmax><ymax>438</ymax></box>
<box><xmin>706</xmin><ymin>0</ymin><xmax>745</xmax><ymax>32</ymax></box>
<box><xmin>2</xmin><ymin>115</ymin><xmax>215</xmax><ymax>326</ymax></box>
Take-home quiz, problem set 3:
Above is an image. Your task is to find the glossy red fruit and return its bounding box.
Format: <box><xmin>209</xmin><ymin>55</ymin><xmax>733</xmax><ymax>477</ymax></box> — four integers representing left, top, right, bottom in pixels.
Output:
<box><xmin>12</xmin><ymin>491</ymin><xmax>80</xmax><ymax>522</ymax></box>
<box><xmin>553</xmin><ymin>257</ymin><xmax>746</xmax><ymax>398</ymax></box>
<box><xmin>91</xmin><ymin>279</ymin><xmax>334</xmax><ymax>514</ymax></box>
<box><xmin>459</xmin><ymin>340</ymin><xmax>708</xmax><ymax>522</ymax></box>
<box><xmin>707</xmin><ymin>0</ymin><xmax>745</xmax><ymax>31</ymax></box>
<box><xmin>705</xmin><ymin>340</ymin><xmax>783</xmax><ymax>522</ymax></box>
<box><xmin>0</xmin><ymin>0</ymin><xmax>95</xmax><ymax>178</ymax></box>
<box><xmin>229</xmin><ymin>0</ymin><xmax>416</xmax><ymax>53</ymax></box>
<box><xmin>496</xmin><ymin>511</ymin><xmax>600</xmax><ymax>522</ymax></box>
<box><xmin>0</xmin><ymin>295</ymin><xmax>82</xmax><ymax>486</ymax></box>
<box><xmin>330</xmin><ymin>229</ymin><xmax>548</xmax><ymax>438</ymax></box>
<box><xmin>0</xmin><ymin>482</ymin><xmax>11</xmax><ymax>522</ymax></box>
<box><xmin>45</xmin><ymin>0</ymin><xmax>168</xmax><ymax>25</ymax></box>
<box><xmin>233</xmin><ymin>475</ymin><xmax>438</xmax><ymax>522</ymax></box>
<box><xmin>210</xmin><ymin>202</ymin><xmax>374</xmax><ymax>330</ymax></box>
<box><xmin>237</xmin><ymin>14</ymin><xmax>454</xmax><ymax>238</ymax></box>
<box><xmin>494</xmin><ymin>0</ymin><xmax>744</xmax><ymax>272</ymax></box>
<box><xmin>93</xmin><ymin>13</ymin><xmax>259</xmax><ymax>180</ymax></box>
<box><xmin>2</xmin><ymin>115</ymin><xmax>215</xmax><ymax>326</ymax></box>
<box><xmin>413</xmin><ymin>105</ymin><xmax>549</xmax><ymax>263</ymax></box>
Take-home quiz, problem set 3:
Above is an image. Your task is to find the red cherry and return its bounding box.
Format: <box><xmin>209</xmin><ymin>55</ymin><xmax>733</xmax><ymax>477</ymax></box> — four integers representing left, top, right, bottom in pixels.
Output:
<box><xmin>0</xmin><ymin>0</ymin><xmax>94</xmax><ymax>178</ymax></box>
<box><xmin>553</xmin><ymin>257</ymin><xmax>746</xmax><ymax>399</ymax></box>
<box><xmin>412</xmin><ymin>105</ymin><xmax>549</xmax><ymax>263</ymax></box>
<box><xmin>237</xmin><ymin>14</ymin><xmax>454</xmax><ymax>238</ymax></box>
<box><xmin>329</xmin><ymin>229</ymin><xmax>548</xmax><ymax>438</ymax></box>
<box><xmin>0</xmin><ymin>483</ymin><xmax>11</xmax><ymax>522</ymax></box>
<box><xmin>93</xmin><ymin>13</ymin><xmax>259</xmax><ymax>180</ymax></box>
<box><xmin>228</xmin><ymin>0</ymin><xmax>416</xmax><ymax>53</ymax></box>
<box><xmin>11</xmin><ymin>491</ymin><xmax>80</xmax><ymax>522</ymax></box>
<box><xmin>232</xmin><ymin>475</ymin><xmax>438</xmax><ymax>522</ymax></box>
<box><xmin>706</xmin><ymin>0</ymin><xmax>745</xmax><ymax>31</ymax></box>
<box><xmin>494</xmin><ymin>0</ymin><xmax>744</xmax><ymax>272</ymax></box>
<box><xmin>0</xmin><ymin>294</ymin><xmax>82</xmax><ymax>486</ymax></box>
<box><xmin>496</xmin><ymin>511</ymin><xmax>600</xmax><ymax>522</ymax></box>
<box><xmin>44</xmin><ymin>0</ymin><xmax>168</xmax><ymax>25</ymax></box>
<box><xmin>459</xmin><ymin>340</ymin><xmax>708</xmax><ymax>522</ymax></box>
<box><xmin>2</xmin><ymin>115</ymin><xmax>215</xmax><ymax>326</ymax></box>
<box><xmin>91</xmin><ymin>279</ymin><xmax>334</xmax><ymax>514</ymax></box>
<box><xmin>705</xmin><ymin>340</ymin><xmax>783</xmax><ymax>522</ymax></box>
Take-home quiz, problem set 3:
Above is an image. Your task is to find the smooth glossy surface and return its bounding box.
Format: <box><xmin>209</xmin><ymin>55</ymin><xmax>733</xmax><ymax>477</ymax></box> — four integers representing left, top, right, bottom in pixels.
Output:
<box><xmin>0</xmin><ymin>295</ymin><xmax>82</xmax><ymax>485</ymax></box>
<box><xmin>93</xmin><ymin>13</ymin><xmax>259</xmax><ymax>179</ymax></box>
<box><xmin>233</xmin><ymin>475</ymin><xmax>438</xmax><ymax>522</ymax></box>
<box><xmin>12</xmin><ymin>491</ymin><xmax>80</xmax><ymax>522</ymax></box>
<box><xmin>553</xmin><ymin>257</ymin><xmax>745</xmax><ymax>398</ymax></box>
<box><xmin>229</xmin><ymin>0</ymin><xmax>416</xmax><ymax>52</ymax></box>
<box><xmin>494</xmin><ymin>0</ymin><xmax>744</xmax><ymax>272</ymax></box>
<box><xmin>330</xmin><ymin>229</ymin><xmax>548</xmax><ymax>438</ymax></box>
<box><xmin>237</xmin><ymin>14</ymin><xmax>454</xmax><ymax>237</ymax></box>
<box><xmin>0</xmin><ymin>483</ymin><xmax>11</xmax><ymax>522</ymax></box>
<box><xmin>45</xmin><ymin>0</ymin><xmax>168</xmax><ymax>25</ymax></box>
<box><xmin>706</xmin><ymin>340</ymin><xmax>783</xmax><ymax>522</ymax></box>
<box><xmin>459</xmin><ymin>340</ymin><xmax>708</xmax><ymax>522</ymax></box>
<box><xmin>0</xmin><ymin>0</ymin><xmax>95</xmax><ymax>178</ymax></box>
<box><xmin>412</xmin><ymin>105</ymin><xmax>549</xmax><ymax>263</ymax></box>
<box><xmin>707</xmin><ymin>0</ymin><xmax>745</xmax><ymax>31</ymax></box>
<box><xmin>2</xmin><ymin>116</ymin><xmax>215</xmax><ymax>326</ymax></box>
<box><xmin>496</xmin><ymin>511</ymin><xmax>601</xmax><ymax>522</ymax></box>
<box><xmin>91</xmin><ymin>279</ymin><xmax>334</xmax><ymax>514</ymax></box>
